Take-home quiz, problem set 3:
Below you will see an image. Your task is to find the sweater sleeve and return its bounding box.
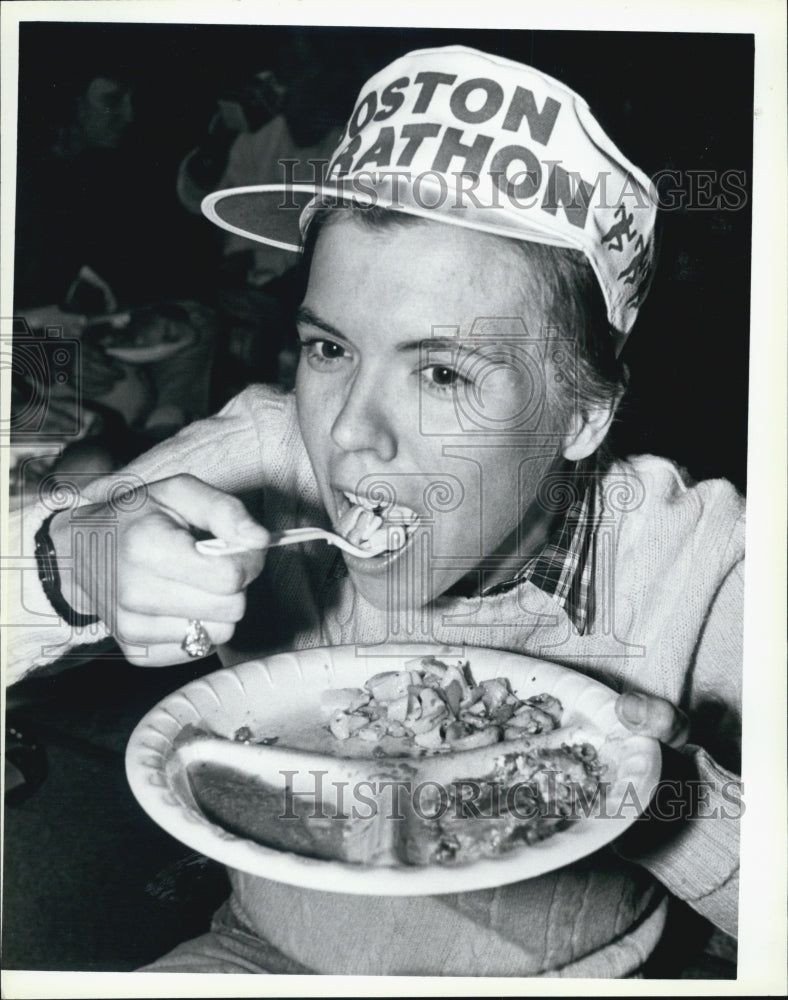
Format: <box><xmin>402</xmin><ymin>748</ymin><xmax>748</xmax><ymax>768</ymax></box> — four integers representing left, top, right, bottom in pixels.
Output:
<box><xmin>616</xmin><ymin>547</ymin><xmax>745</xmax><ymax>938</ymax></box>
<box><xmin>4</xmin><ymin>386</ymin><xmax>290</xmax><ymax>686</ymax></box>
<box><xmin>636</xmin><ymin>747</ymin><xmax>741</xmax><ymax>937</ymax></box>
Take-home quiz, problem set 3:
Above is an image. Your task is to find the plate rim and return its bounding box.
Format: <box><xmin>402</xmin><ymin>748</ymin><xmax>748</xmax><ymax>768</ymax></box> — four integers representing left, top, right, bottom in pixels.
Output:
<box><xmin>125</xmin><ymin>643</ymin><xmax>661</xmax><ymax>896</ymax></box>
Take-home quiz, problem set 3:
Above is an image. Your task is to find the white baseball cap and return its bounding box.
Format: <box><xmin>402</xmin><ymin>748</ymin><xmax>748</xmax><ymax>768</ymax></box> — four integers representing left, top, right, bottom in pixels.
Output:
<box><xmin>203</xmin><ymin>45</ymin><xmax>658</xmax><ymax>347</ymax></box>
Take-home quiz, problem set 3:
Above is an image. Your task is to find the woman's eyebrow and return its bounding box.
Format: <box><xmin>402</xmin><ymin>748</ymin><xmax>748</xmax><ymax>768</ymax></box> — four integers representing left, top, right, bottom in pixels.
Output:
<box><xmin>295</xmin><ymin>307</ymin><xmax>348</xmax><ymax>342</ymax></box>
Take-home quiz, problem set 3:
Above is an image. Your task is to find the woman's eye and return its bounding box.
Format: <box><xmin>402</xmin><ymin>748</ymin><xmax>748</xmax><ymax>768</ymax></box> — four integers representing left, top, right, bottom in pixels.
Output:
<box><xmin>300</xmin><ymin>338</ymin><xmax>347</xmax><ymax>368</ymax></box>
<box><xmin>421</xmin><ymin>365</ymin><xmax>464</xmax><ymax>393</ymax></box>
<box><xmin>318</xmin><ymin>340</ymin><xmax>344</xmax><ymax>359</ymax></box>
<box><xmin>432</xmin><ymin>366</ymin><xmax>457</xmax><ymax>385</ymax></box>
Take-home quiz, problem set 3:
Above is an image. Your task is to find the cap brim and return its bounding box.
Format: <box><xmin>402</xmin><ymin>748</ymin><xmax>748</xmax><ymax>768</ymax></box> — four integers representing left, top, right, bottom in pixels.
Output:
<box><xmin>202</xmin><ymin>181</ymin><xmax>634</xmax><ymax>351</ymax></box>
<box><xmin>201</xmin><ymin>180</ymin><xmax>587</xmax><ymax>257</ymax></box>
<box><xmin>202</xmin><ymin>184</ymin><xmax>318</xmax><ymax>252</ymax></box>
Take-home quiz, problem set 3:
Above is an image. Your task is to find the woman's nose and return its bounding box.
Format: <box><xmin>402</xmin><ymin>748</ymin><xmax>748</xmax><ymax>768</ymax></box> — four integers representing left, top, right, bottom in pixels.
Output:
<box><xmin>330</xmin><ymin>374</ymin><xmax>397</xmax><ymax>462</ymax></box>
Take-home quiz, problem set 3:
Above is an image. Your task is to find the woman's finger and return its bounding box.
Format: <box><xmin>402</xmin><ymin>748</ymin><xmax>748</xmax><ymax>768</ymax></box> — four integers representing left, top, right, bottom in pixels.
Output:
<box><xmin>615</xmin><ymin>692</ymin><xmax>690</xmax><ymax>748</ymax></box>
<box><xmin>121</xmin><ymin>511</ymin><xmax>265</xmax><ymax>593</ymax></box>
<box><xmin>119</xmin><ymin>640</ymin><xmax>219</xmax><ymax>668</ymax></box>
<box><xmin>149</xmin><ymin>474</ymin><xmax>269</xmax><ymax>549</ymax></box>
<box><xmin>114</xmin><ymin>614</ymin><xmax>237</xmax><ymax>648</ymax></box>
<box><xmin>115</xmin><ymin>571</ymin><xmax>247</xmax><ymax>621</ymax></box>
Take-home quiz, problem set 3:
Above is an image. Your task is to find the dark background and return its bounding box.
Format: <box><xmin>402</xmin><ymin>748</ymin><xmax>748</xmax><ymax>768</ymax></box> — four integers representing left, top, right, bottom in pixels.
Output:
<box><xmin>14</xmin><ymin>21</ymin><xmax>753</xmax><ymax>492</ymax></box>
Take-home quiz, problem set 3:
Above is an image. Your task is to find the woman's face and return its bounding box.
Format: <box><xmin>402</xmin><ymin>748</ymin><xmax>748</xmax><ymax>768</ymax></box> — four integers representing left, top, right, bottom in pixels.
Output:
<box><xmin>295</xmin><ymin>215</ymin><xmax>569</xmax><ymax>610</ymax></box>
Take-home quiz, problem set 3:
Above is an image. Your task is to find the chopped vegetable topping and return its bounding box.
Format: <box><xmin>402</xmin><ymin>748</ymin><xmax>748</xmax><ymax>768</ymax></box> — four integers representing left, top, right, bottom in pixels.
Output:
<box><xmin>319</xmin><ymin>656</ymin><xmax>562</xmax><ymax>750</ymax></box>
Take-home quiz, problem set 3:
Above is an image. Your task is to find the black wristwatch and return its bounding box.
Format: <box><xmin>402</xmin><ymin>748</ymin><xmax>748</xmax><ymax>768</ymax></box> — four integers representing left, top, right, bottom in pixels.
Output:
<box><xmin>34</xmin><ymin>511</ymin><xmax>100</xmax><ymax>627</ymax></box>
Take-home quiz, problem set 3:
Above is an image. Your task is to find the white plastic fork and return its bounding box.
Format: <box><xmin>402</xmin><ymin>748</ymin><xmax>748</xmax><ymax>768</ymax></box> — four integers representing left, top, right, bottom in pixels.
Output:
<box><xmin>195</xmin><ymin>526</ymin><xmax>402</xmax><ymax>560</ymax></box>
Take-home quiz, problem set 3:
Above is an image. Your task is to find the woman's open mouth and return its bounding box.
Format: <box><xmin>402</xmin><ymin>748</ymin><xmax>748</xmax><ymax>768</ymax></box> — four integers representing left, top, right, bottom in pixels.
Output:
<box><xmin>335</xmin><ymin>488</ymin><xmax>420</xmax><ymax>561</ymax></box>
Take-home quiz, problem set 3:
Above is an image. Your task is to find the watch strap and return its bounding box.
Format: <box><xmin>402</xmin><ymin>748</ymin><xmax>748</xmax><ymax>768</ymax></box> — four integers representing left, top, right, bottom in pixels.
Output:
<box><xmin>34</xmin><ymin>511</ymin><xmax>100</xmax><ymax>627</ymax></box>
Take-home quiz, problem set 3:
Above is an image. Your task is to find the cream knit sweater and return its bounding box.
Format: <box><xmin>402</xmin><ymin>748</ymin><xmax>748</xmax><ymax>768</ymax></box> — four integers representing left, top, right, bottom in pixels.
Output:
<box><xmin>7</xmin><ymin>385</ymin><xmax>744</xmax><ymax>976</ymax></box>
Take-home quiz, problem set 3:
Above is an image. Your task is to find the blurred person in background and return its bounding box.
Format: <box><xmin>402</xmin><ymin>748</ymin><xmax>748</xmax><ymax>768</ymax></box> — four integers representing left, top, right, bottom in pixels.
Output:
<box><xmin>13</xmin><ymin>44</ymin><xmax>218</xmax><ymax>486</ymax></box>
<box><xmin>176</xmin><ymin>40</ymin><xmax>358</xmax><ymax>392</ymax></box>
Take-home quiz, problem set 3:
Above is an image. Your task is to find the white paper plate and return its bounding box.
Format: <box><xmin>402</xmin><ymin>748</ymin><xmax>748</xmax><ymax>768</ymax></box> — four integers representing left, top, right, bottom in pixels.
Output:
<box><xmin>126</xmin><ymin>644</ymin><xmax>660</xmax><ymax>895</ymax></box>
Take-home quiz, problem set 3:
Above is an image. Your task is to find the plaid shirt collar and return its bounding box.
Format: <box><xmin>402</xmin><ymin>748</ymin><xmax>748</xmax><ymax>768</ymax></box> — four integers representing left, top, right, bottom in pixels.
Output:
<box><xmin>482</xmin><ymin>461</ymin><xmax>600</xmax><ymax>636</ymax></box>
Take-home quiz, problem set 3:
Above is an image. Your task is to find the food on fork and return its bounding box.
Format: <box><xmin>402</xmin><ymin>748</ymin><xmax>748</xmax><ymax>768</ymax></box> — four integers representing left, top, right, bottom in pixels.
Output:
<box><xmin>336</xmin><ymin>490</ymin><xmax>419</xmax><ymax>555</ymax></box>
